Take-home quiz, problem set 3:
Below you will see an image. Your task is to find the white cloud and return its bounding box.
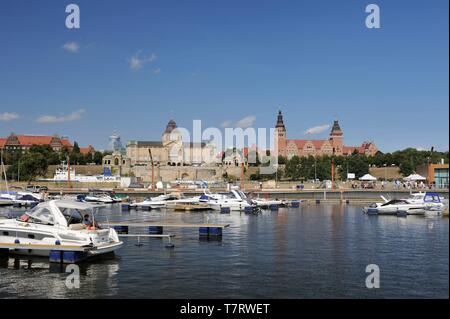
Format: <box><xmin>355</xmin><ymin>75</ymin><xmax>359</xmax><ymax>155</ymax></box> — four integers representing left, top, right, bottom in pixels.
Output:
<box><xmin>128</xmin><ymin>51</ymin><xmax>157</xmax><ymax>70</ymax></box>
<box><xmin>36</xmin><ymin>109</ymin><xmax>86</xmax><ymax>124</ymax></box>
<box><xmin>152</xmin><ymin>68</ymin><xmax>161</xmax><ymax>75</ymax></box>
<box><xmin>235</xmin><ymin>116</ymin><xmax>256</xmax><ymax>129</ymax></box>
<box><xmin>220</xmin><ymin>120</ymin><xmax>232</xmax><ymax>128</ymax></box>
<box><xmin>0</xmin><ymin>112</ymin><xmax>20</xmax><ymax>122</ymax></box>
<box><xmin>62</xmin><ymin>41</ymin><xmax>80</xmax><ymax>53</ymax></box>
<box><xmin>305</xmin><ymin>124</ymin><xmax>330</xmax><ymax>135</ymax></box>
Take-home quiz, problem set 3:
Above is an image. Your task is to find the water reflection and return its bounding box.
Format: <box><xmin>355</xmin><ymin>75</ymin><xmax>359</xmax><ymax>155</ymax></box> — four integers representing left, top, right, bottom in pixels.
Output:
<box><xmin>0</xmin><ymin>204</ymin><xmax>448</xmax><ymax>298</ymax></box>
<box><xmin>0</xmin><ymin>255</ymin><xmax>120</xmax><ymax>298</ymax></box>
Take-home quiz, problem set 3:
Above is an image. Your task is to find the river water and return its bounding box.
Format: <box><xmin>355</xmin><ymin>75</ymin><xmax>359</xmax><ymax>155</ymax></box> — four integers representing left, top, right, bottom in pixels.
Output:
<box><xmin>0</xmin><ymin>203</ymin><xmax>448</xmax><ymax>299</ymax></box>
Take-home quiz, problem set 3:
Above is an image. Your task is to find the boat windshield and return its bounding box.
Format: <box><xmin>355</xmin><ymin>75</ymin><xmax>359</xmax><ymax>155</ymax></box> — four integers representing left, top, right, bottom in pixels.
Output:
<box><xmin>58</xmin><ymin>207</ymin><xmax>86</xmax><ymax>225</ymax></box>
<box><xmin>55</xmin><ymin>201</ymin><xmax>100</xmax><ymax>226</ymax></box>
<box><xmin>381</xmin><ymin>199</ymin><xmax>409</xmax><ymax>206</ymax></box>
<box><xmin>23</xmin><ymin>203</ymin><xmax>55</xmax><ymax>225</ymax></box>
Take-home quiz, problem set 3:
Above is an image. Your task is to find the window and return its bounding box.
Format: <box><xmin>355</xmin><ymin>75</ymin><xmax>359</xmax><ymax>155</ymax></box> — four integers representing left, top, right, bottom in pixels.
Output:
<box><xmin>28</xmin><ymin>207</ymin><xmax>54</xmax><ymax>225</ymax></box>
<box><xmin>59</xmin><ymin>208</ymin><xmax>84</xmax><ymax>225</ymax></box>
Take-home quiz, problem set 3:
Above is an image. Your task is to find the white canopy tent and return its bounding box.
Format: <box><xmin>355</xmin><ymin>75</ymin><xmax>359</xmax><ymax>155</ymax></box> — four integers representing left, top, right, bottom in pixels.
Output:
<box><xmin>403</xmin><ymin>174</ymin><xmax>426</xmax><ymax>181</ymax></box>
<box><xmin>359</xmin><ymin>174</ymin><xmax>377</xmax><ymax>181</ymax></box>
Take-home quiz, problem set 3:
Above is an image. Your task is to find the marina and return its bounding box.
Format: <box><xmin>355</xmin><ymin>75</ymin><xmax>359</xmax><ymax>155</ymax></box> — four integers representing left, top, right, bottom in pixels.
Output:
<box><xmin>0</xmin><ymin>0</ymin><xmax>448</xmax><ymax>304</ymax></box>
<box><xmin>0</xmin><ymin>202</ymin><xmax>448</xmax><ymax>298</ymax></box>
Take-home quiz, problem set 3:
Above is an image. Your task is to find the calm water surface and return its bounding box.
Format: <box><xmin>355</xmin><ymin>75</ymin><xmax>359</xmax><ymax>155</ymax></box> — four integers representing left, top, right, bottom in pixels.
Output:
<box><xmin>0</xmin><ymin>204</ymin><xmax>448</xmax><ymax>299</ymax></box>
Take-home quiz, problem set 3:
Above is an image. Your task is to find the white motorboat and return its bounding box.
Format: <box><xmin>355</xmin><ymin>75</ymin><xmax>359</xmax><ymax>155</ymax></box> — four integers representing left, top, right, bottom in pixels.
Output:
<box><xmin>0</xmin><ymin>200</ymin><xmax>123</xmax><ymax>258</ymax></box>
<box><xmin>202</xmin><ymin>190</ymin><xmax>257</xmax><ymax>211</ymax></box>
<box><xmin>0</xmin><ymin>191</ymin><xmax>42</xmax><ymax>207</ymax></box>
<box><xmin>0</xmin><ymin>197</ymin><xmax>14</xmax><ymax>206</ymax></box>
<box><xmin>81</xmin><ymin>192</ymin><xmax>115</xmax><ymax>204</ymax></box>
<box><xmin>363</xmin><ymin>192</ymin><xmax>445</xmax><ymax>215</ymax></box>
<box><xmin>42</xmin><ymin>161</ymin><xmax>122</xmax><ymax>183</ymax></box>
<box><xmin>131</xmin><ymin>192</ymin><xmax>200</xmax><ymax>209</ymax></box>
<box><xmin>251</xmin><ymin>197</ymin><xmax>286</xmax><ymax>208</ymax></box>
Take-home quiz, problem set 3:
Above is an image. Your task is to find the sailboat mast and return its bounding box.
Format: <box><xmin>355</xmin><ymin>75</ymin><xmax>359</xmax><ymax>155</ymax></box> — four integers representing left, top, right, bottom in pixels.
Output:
<box><xmin>0</xmin><ymin>149</ymin><xmax>9</xmax><ymax>193</ymax></box>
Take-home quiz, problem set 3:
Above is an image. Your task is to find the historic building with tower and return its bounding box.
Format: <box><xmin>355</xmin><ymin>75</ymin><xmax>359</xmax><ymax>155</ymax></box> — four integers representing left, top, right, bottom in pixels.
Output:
<box><xmin>103</xmin><ymin>119</ymin><xmax>217</xmax><ymax>175</ymax></box>
<box><xmin>274</xmin><ymin>111</ymin><xmax>378</xmax><ymax>159</ymax></box>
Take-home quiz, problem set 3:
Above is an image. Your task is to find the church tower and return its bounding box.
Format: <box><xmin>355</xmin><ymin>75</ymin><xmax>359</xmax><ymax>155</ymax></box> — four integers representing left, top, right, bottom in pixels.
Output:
<box><xmin>329</xmin><ymin>120</ymin><xmax>343</xmax><ymax>155</ymax></box>
<box><xmin>162</xmin><ymin>119</ymin><xmax>181</xmax><ymax>145</ymax></box>
<box><xmin>274</xmin><ymin>111</ymin><xmax>287</xmax><ymax>157</ymax></box>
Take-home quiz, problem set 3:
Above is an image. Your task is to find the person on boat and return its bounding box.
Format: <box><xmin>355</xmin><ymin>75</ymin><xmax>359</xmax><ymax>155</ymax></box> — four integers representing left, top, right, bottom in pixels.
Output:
<box><xmin>83</xmin><ymin>214</ymin><xmax>100</xmax><ymax>230</ymax></box>
<box><xmin>83</xmin><ymin>214</ymin><xmax>92</xmax><ymax>227</ymax></box>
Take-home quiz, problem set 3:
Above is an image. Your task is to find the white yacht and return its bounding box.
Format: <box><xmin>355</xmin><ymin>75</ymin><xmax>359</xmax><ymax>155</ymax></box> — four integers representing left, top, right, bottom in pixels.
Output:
<box><xmin>131</xmin><ymin>192</ymin><xmax>200</xmax><ymax>209</ymax></box>
<box><xmin>0</xmin><ymin>196</ymin><xmax>14</xmax><ymax>206</ymax></box>
<box><xmin>0</xmin><ymin>200</ymin><xmax>123</xmax><ymax>258</ymax></box>
<box><xmin>201</xmin><ymin>190</ymin><xmax>257</xmax><ymax>211</ymax></box>
<box><xmin>0</xmin><ymin>191</ymin><xmax>42</xmax><ymax>207</ymax></box>
<box><xmin>363</xmin><ymin>192</ymin><xmax>446</xmax><ymax>215</ymax></box>
<box><xmin>252</xmin><ymin>198</ymin><xmax>285</xmax><ymax>208</ymax></box>
<box><xmin>82</xmin><ymin>192</ymin><xmax>115</xmax><ymax>204</ymax></box>
<box><xmin>44</xmin><ymin>162</ymin><xmax>122</xmax><ymax>183</ymax></box>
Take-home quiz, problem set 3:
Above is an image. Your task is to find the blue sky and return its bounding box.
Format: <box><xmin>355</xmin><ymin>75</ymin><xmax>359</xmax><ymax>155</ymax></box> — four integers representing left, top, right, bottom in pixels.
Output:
<box><xmin>0</xmin><ymin>0</ymin><xmax>448</xmax><ymax>152</ymax></box>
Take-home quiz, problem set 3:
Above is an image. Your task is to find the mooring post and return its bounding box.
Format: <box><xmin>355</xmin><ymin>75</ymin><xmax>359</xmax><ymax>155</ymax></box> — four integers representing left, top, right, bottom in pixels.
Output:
<box><xmin>199</xmin><ymin>227</ymin><xmax>209</xmax><ymax>237</ymax></box>
<box><xmin>49</xmin><ymin>250</ymin><xmax>63</xmax><ymax>263</ymax></box>
<box><xmin>62</xmin><ymin>251</ymin><xmax>88</xmax><ymax>264</ymax></box>
<box><xmin>291</xmin><ymin>200</ymin><xmax>300</xmax><ymax>208</ymax></box>
<box><xmin>208</xmin><ymin>227</ymin><xmax>223</xmax><ymax>237</ymax></box>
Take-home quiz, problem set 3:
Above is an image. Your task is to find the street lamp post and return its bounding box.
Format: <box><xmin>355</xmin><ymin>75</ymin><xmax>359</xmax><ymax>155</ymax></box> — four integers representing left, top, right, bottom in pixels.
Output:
<box><xmin>314</xmin><ymin>156</ymin><xmax>317</xmax><ymax>182</ymax></box>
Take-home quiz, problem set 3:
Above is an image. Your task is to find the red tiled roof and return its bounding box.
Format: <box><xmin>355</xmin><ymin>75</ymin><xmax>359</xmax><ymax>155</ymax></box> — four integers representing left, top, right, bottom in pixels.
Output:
<box><xmin>343</xmin><ymin>146</ymin><xmax>364</xmax><ymax>154</ymax></box>
<box><xmin>287</xmin><ymin>140</ymin><xmax>306</xmax><ymax>149</ymax></box>
<box><xmin>79</xmin><ymin>145</ymin><xmax>94</xmax><ymax>155</ymax></box>
<box><xmin>5</xmin><ymin>135</ymin><xmax>73</xmax><ymax>148</ymax></box>
<box><xmin>61</xmin><ymin>139</ymin><xmax>72</xmax><ymax>147</ymax></box>
<box><xmin>288</xmin><ymin>139</ymin><xmax>330</xmax><ymax>150</ymax></box>
<box><xmin>16</xmin><ymin>135</ymin><xmax>53</xmax><ymax>146</ymax></box>
<box><xmin>311</xmin><ymin>140</ymin><xmax>329</xmax><ymax>149</ymax></box>
<box><xmin>0</xmin><ymin>138</ymin><xmax>6</xmax><ymax>148</ymax></box>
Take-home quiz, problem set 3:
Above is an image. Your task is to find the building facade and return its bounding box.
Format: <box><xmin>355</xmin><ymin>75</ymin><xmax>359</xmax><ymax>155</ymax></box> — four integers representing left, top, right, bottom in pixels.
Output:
<box><xmin>274</xmin><ymin>111</ymin><xmax>378</xmax><ymax>159</ymax></box>
<box><xmin>125</xmin><ymin>119</ymin><xmax>216</xmax><ymax>166</ymax></box>
<box><xmin>103</xmin><ymin>119</ymin><xmax>217</xmax><ymax>176</ymax></box>
<box><xmin>0</xmin><ymin>133</ymin><xmax>73</xmax><ymax>152</ymax></box>
<box><xmin>416</xmin><ymin>163</ymin><xmax>449</xmax><ymax>188</ymax></box>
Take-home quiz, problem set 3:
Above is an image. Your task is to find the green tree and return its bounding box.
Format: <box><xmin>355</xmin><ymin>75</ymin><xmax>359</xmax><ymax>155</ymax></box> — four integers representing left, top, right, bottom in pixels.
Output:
<box><xmin>72</xmin><ymin>141</ymin><xmax>80</xmax><ymax>153</ymax></box>
<box><xmin>284</xmin><ymin>156</ymin><xmax>301</xmax><ymax>180</ymax></box>
<box><xmin>277</xmin><ymin>155</ymin><xmax>287</xmax><ymax>165</ymax></box>
<box><xmin>7</xmin><ymin>152</ymin><xmax>48</xmax><ymax>182</ymax></box>
<box><xmin>399</xmin><ymin>161</ymin><xmax>415</xmax><ymax>176</ymax></box>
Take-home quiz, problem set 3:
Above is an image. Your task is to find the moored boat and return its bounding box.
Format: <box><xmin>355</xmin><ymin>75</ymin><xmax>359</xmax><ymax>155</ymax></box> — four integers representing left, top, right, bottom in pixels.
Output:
<box><xmin>0</xmin><ymin>200</ymin><xmax>123</xmax><ymax>259</ymax></box>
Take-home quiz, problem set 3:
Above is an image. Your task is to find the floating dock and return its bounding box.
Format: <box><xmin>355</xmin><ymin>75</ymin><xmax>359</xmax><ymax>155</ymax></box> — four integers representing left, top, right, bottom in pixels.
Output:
<box><xmin>102</xmin><ymin>221</ymin><xmax>230</xmax><ymax>238</ymax></box>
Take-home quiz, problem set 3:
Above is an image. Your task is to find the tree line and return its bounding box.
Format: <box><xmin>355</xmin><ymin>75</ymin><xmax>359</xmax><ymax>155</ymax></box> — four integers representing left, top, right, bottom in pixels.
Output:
<box><xmin>1</xmin><ymin>143</ymin><xmax>111</xmax><ymax>182</ymax></box>
<box><xmin>250</xmin><ymin>148</ymin><xmax>449</xmax><ymax>181</ymax></box>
